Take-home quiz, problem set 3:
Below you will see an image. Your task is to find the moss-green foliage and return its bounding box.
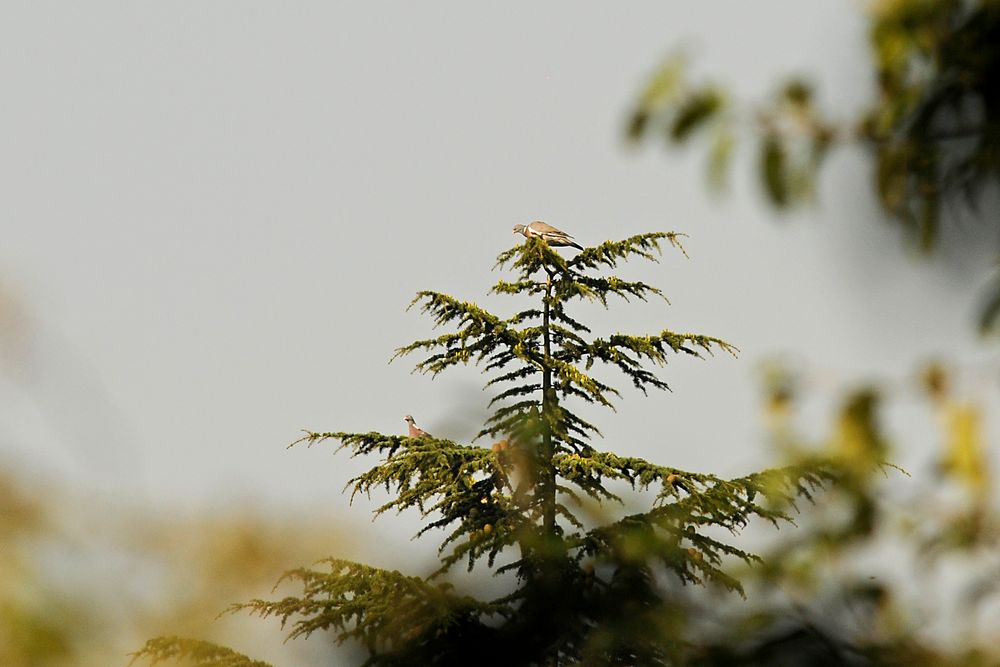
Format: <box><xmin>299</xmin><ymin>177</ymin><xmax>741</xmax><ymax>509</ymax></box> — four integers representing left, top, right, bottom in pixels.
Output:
<box><xmin>130</xmin><ymin>637</ymin><xmax>273</xmax><ymax>667</ymax></box>
<box><xmin>627</xmin><ymin>1</ymin><xmax>1000</xmax><ymax>332</ymax></box>
<box><xmin>136</xmin><ymin>233</ymin><xmax>834</xmax><ymax>666</ymax></box>
<box><xmin>233</xmin><ymin>559</ymin><xmax>507</xmax><ymax>657</ymax></box>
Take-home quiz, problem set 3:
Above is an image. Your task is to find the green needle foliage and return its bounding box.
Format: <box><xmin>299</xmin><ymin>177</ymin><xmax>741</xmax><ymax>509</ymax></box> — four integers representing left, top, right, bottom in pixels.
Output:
<box><xmin>134</xmin><ymin>232</ymin><xmax>833</xmax><ymax>667</ymax></box>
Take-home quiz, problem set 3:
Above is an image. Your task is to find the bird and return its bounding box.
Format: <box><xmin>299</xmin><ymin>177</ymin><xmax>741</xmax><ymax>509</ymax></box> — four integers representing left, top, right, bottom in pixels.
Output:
<box><xmin>403</xmin><ymin>415</ymin><xmax>432</xmax><ymax>438</ymax></box>
<box><xmin>512</xmin><ymin>221</ymin><xmax>584</xmax><ymax>250</ymax></box>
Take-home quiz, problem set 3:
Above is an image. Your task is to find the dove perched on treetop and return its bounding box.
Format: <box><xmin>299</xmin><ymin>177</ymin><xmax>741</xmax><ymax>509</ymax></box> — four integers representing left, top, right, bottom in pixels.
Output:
<box><xmin>512</xmin><ymin>221</ymin><xmax>584</xmax><ymax>251</ymax></box>
<box><xmin>404</xmin><ymin>415</ymin><xmax>431</xmax><ymax>438</ymax></box>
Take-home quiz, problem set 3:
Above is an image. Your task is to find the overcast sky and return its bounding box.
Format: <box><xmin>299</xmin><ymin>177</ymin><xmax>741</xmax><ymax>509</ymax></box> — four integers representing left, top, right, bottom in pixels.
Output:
<box><xmin>3</xmin><ymin>1</ymin><xmax>998</xmax><ymax>534</ymax></box>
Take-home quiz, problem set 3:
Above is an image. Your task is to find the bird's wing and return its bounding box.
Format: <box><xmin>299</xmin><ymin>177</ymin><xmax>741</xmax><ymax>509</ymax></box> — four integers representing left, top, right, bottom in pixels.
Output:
<box><xmin>528</xmin><ymin>221</ymin><xmax>573</xmax><ymax>237</ymax></box>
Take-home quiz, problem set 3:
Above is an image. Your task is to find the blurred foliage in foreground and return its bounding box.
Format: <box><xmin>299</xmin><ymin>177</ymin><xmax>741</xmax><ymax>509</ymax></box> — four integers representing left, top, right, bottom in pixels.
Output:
<box><xmin>704</xmin><ymin>358</ymin><xmax>1000</xmax><ymax>666</ymax></box>
<box><xmin>622</xmin><ymin>3</ymin><xmax>1000</xmax><ymax>659</ymax></box>
<box><xmin>627</xmin><ymin>0</ymin><xmax>1000</xmax><ymax>332</ymax></box>
<box><xmin>0</xmin><ymin>466</ymin><xmax>348</xmax><ymax>667</ymax></box>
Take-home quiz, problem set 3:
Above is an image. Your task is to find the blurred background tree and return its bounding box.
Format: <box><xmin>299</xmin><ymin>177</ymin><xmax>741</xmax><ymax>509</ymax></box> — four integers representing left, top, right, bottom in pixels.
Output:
<box><xmin>689</xmin><ymin>361</ymin><xmax>1000</xmax><ymax>666</ymax></box>
<box><xmin>626</xmin><ymin>1</ymin><xmax>1000</xmax><ymax>664</ymax></box>
<box><xmin>0</xmin><ymin>277</ymin><xmax>354</xmax><ymax>666</ymax></box>
<box><xmin>627</xmin><ymin>0</ymin><xmax>1000</xmax><ymax>332</ymax></box>
<box><xmin>0</xmin><ymin>463</ymin><xmax>352</xmax><ymax>666</ymax></box>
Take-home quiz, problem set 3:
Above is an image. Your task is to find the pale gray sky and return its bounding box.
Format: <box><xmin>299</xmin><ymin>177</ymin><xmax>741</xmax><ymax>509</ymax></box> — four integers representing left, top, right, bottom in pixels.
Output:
<box><xmin>2</xmin><ymin>0</ymin><xmax>997</xmax><ymax>532</ymax></box>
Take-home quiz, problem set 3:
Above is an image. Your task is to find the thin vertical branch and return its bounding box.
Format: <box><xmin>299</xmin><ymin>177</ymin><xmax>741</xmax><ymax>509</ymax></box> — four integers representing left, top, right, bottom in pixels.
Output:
<box><xmin>541</xmin><ymin>268</ymin><xmax>556</xmax><ymax>534</ymax></box>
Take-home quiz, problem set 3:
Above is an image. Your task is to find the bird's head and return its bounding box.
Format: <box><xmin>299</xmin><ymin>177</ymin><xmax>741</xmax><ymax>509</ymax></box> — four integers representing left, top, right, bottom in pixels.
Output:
<box><xmin>403</xmin><ymin>415</ymin><xmax>414</xmax><ymax>424</ymax></box>
<box><xmin>512</xmin><ymin>224</ymin><xmax>525</xmax><ymax>235</ymax></box>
